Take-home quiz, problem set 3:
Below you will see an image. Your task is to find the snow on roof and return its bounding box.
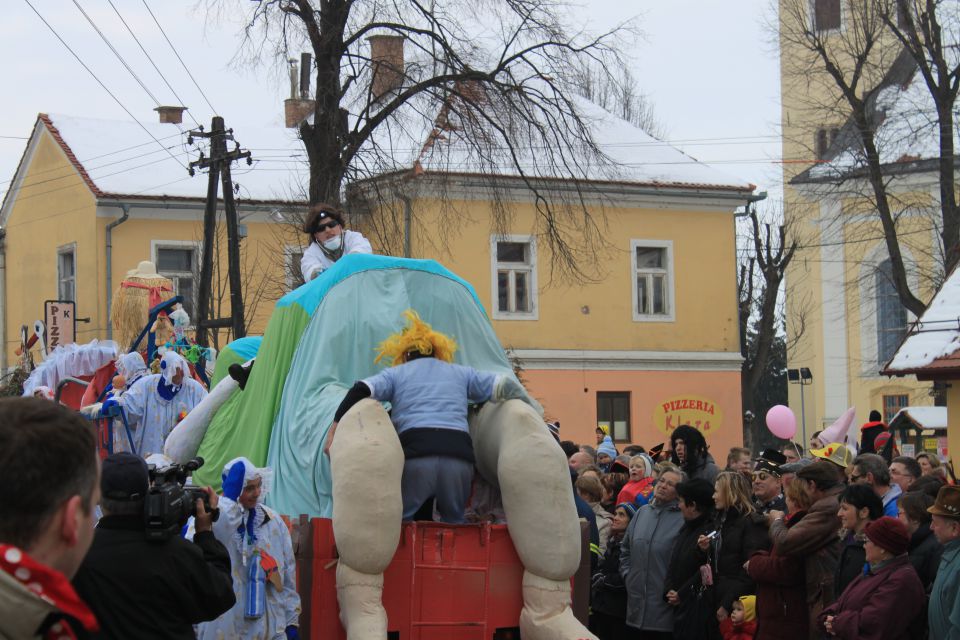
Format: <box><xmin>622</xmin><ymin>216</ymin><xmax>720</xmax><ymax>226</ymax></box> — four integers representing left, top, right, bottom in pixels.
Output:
<box><xmin>890</xmin><ymin>406</ymin><xmax>947</xmax><ymax>430</ymax></box>
<box><xmin>886</xmin><ymin>266</ymin><xmax>960</xmax><ymax>372</ymax></box>
<box><xmin>414</xmin><ymin>92</ymin><xmax>753</xmax><ymax>190</ymax></box>
<box><xmin>34</xmin><ymin>95</ymin><xmax>752</xmax><ymax>206</ymax></box>
<box><xmin>806</xmin><ymin>63</ymin><xmax>960</xmax><ymax>181</ymax></box>
<box><xmin>42</xmin><ymin>113</ymin><xmax>308</xmax><ymax>202</ymax></box>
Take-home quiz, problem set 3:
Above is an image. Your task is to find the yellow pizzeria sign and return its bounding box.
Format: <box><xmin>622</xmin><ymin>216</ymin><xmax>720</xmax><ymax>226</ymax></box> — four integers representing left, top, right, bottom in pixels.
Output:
<box><xmin>653</xmin><ymin>396</ymin><xmax>723</xmax><ymax>436</ymax></box>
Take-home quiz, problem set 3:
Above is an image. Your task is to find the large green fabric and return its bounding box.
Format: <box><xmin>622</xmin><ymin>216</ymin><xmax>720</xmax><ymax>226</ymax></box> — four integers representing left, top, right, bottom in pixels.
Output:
<box><xmin>193</xmin><ymin>306</ymin><xmax>310</xmax><ymax>488</ymax></box>
<box><xmin>209</xmin><ymin>336</ymin><xmax>262</xmax><ymax>388</ymax></box>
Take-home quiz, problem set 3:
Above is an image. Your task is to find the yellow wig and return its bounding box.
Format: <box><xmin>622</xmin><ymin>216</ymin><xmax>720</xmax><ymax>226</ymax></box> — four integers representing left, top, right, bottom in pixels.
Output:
<box><xmin>375</xmin><ymin>310</ymin><xmax>458</xmax><ymax>366</ymax></box>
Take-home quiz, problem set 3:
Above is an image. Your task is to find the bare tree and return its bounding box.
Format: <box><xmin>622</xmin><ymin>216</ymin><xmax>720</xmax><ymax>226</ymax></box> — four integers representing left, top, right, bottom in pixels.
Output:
<box><xmin>738</xmin><ymin>202</ymin><xmax>801</xmax><ymax>449</ymax></box>
<box><xmin>213</xmin><ymin>0</ymin><xmax>635</xmax><ymax>281</ymax></box>
<box><xmin>778</xmin><ymin>0</ymin><xmax>960</xmax><ymax>317</ymax></box>
<box><xmin>570</xmin><ymin>62</ymin><xmax>667</xmax><ymax>139</ymax></box>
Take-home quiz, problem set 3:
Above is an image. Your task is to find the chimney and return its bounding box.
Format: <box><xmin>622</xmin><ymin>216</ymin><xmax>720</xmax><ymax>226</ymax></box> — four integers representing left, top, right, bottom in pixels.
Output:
<box><xmin>154</xmin><ymin>106</ymin><xmax>187</xmax><ymax>124</ymax></box>
<box><xmin>284</xmin><ymin>54</ymin><xmax>315</xmax><ymax>128</ymax></box>
<box><xmin>368</xmin><ymin>35</ymin><xmax>405</xmax><ymax>99</ymax></box>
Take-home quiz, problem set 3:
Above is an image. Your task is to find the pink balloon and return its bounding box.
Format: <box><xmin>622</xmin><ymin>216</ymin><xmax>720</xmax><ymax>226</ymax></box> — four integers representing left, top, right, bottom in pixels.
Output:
<box><xmin>766</xmin><ymin>405</ymin><xmax>797</xmax><ymax>440</ymax></box>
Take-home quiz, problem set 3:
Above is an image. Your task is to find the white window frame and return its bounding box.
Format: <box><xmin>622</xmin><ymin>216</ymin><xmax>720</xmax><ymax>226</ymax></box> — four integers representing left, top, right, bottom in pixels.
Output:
<box><xmin>809</xmin><ymin>0</ymin><xmax>844</xmax><ymax>34</ymax></box>
<box><xmin>151</xmin><ymin>240</ymin><xmax>201</xmax><ymax>321</ymax></box>
<box><xmin>284</xmin><ymin>244</ymin><xmax>306</xmax><ymax>291</ymax></box>
<box><xmin>631</xmin><ymin>239</ymin><xmax>675</xmax><ymax>323</ymax></box>
<box><xmin>57</xmin><ymin>243</ymin><xmax>77</xmax><ymax>302</ymax></box>
<box><xmin>490</xmin><ymin>234</ymin><xmax>538</xmax><ymax>321</ymax></box>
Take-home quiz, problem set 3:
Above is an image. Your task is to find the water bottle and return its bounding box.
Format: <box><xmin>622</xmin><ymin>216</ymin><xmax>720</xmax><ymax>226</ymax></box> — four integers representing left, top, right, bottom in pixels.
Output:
<box><xmin>244</xmin><ymin>549</ymin><xmax>266</xmax><ymax>619</ymax></box>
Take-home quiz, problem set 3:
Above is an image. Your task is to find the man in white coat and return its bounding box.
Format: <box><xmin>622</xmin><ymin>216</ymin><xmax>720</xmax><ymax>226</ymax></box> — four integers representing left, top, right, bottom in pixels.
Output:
<box><xmin>299</xmin><ymin>204</ymin><xmax>372</xmax><ymax>282</ymax></box>
<box><xmin>198</xmin><ymin>457</ymin><xmax>300</xmax><ymax>640</ymax></box>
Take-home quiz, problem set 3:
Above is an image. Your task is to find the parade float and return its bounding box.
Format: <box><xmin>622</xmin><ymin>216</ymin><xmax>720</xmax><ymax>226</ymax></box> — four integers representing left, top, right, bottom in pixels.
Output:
<box><xmin>166</xmin><ymin>253</ymin><xmax>593</xmax><ymax>639</ymax></box>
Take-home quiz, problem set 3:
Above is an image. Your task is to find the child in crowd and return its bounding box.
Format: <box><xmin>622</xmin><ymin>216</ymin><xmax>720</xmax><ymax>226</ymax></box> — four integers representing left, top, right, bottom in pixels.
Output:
<box><xmin>719</xmin><ymin>595</ymin><xmax>757</xmax><ymax>640</ymax></box>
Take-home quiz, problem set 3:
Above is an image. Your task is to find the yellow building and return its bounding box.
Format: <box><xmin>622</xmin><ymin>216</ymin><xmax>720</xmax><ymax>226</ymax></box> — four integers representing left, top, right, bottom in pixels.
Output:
<box><xmin>1</xmin><ymin>106</ymin><xmax>755</xmax><ymax>453</ymax></box>
<box><xmin>779</xmin><ymin>1</ymin><xmax>938</xmax><ymax>439</ymax></box>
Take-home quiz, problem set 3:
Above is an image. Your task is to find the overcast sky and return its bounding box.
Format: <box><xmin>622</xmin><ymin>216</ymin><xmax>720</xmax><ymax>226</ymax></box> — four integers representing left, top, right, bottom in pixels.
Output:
<box><xmin>0</xmin><ymin>0</ymin><xmax>783</xmax><ymax>206</ymax></box>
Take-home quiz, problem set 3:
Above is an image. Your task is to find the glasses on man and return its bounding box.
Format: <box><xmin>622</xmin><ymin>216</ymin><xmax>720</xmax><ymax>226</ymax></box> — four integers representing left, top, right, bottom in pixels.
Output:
<box><xmin>751</xmin><ymin>472</ymin><xmax>776</xmax><ymax>482</ymax></box>
<box><xmin>314</xmin><ymin>220</ymin><xmax>340</xmax><ymax>232</ymax></box>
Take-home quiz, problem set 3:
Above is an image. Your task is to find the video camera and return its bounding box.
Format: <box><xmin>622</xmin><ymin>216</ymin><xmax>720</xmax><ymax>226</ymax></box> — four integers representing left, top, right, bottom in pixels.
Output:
<box><xmin>145</xmin><ymin>457</ymin><xmax>215</xmax><ymax>541</ymax></box>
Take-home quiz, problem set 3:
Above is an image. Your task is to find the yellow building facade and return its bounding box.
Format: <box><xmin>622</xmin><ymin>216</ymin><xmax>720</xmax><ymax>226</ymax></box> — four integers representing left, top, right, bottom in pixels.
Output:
<box><xmin>2</xmin><ymin>111</ymin><xmax>754</xmax><ymax>453</ymax></box>
<box><xmin>779</xmin><ymin>1</ymin><xmax>937</xmax><ymax>437</ymax></box>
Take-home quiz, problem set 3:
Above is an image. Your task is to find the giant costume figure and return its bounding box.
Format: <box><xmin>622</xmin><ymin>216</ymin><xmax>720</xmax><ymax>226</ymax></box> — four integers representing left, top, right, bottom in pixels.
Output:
<box><xmin>165</xmin><ymin>255</ymin><xmax>595</xmax><ymax>640</ymax></box>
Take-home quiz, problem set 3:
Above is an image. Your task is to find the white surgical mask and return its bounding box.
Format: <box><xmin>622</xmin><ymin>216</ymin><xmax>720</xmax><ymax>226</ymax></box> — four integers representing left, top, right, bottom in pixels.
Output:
<box><xmin>322</xmin><ymin>235</ymin><xmax>343</xmax><ymax>251</ymax></box>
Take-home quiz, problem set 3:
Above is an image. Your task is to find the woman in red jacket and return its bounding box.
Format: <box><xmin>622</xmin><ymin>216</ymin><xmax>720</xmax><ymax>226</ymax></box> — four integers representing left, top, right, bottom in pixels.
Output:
<box><xmin>746</xmin><ymin>478</ymin><xmax>811</xmax><ymax>640</ymax></box>
<box><xmin>817</xmin><ymin>517</ymin><xmax>925</xmax><ymax>639</ymax></box>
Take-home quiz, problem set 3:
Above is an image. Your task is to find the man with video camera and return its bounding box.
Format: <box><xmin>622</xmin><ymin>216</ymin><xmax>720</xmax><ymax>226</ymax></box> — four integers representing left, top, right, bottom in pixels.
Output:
<box><xmin>72</xmin><ymin>453</ymin><xmax>236</xmax><ymax>638</ymax></box>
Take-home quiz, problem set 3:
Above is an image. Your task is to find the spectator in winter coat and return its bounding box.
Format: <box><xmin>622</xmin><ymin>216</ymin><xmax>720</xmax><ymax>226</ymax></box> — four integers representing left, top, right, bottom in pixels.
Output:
<box><xmin>765</xmin><ymin>462</ymin><xmax>843</xmax><ymax>640</ymax></box>
<box><xmin>915</xmin><ymin>452</ymin><xmax>943</xmax><ymax>477</ymax></box>
<box><xmin>670</xmin><ymin>425</ymin><xmax>720</xmax><ymax>484</ymax></box>
<box><xmin>928</xmin><ymin>485</ymin><xmax>960</xmax><ymax>640</ymax></box>
<box><xmin>665</xmin><ymin>478</ymin><xmax>718</xmax><ymax>640</ymax></box>
<box><xmin>576</xmin><ymin>474</ymin><xmax>612</xmax><ymax>555</ymax></box>
<box><xmin>698</xmin><ymin>472</ymin><xmax>770</xmax><ymax>622</ymax></box>
<box><xmin>726</xmin><ymin>447</ymin><xmax>753</xmax><ymax>478</ymax></box>
<box><xmin>617</xmin><ymin>454</ymin><xmax>655</xmax><ymax>507</ymax></box>
<box><xmin>719</xmin><ymin>595</ymin><xmax>757</xmax><ymax>640</ymax></box>
<box><xmin>596</xmin><ymin>436</ymin><xmax>618</xmax><ymax>473</ymax></box>
<box><xmin>858</xmin><ymin>410</ymin><xmax>886</xmax><ymax>455</ymax></box>
<box><xmin>897</xmin><ymin>491</ymin><xmax>942</xmax><ymax>591</ymax></box>
<box><xmin>818</xmin><ymin>517</ymin><xmax>925</xmax><ymax>639</ymax></box>
<box><xmin>746</xmin><ymin>476</ymin><xmax>811</xmax><ymax>640</ymax></box>
<box><xmin>834</xmin><ymin>484</ymin><xmax>883</xmax><ymax>597</ymax></box>
<box><xmin>589</xmin><ymin>503</ymin><xmax>637</xmax><ymax>640</ymax></box>
<box><xmin>621</xmin><ymin>468</ymin><xmax>685</xmax><ymax>638</ymax></box>
<box><xmin>851</xmin><ymin>453</ymin><xmax>901</xmax><ymax>518</ymax></box>
<box><xmin>751</xmin><ymin>451</ymin><xmax>786</xmax><ymax>515</ymax></box>
<box><xmin>889</xmin><ymin>456</ymin><xmax>921</xmax><ymax>494</ymax></box>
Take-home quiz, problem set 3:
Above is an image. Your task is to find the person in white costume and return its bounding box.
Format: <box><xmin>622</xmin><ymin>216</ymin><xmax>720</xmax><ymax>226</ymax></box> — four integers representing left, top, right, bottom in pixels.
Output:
<box><xmin>103</xmin><ymin>351</ymin><xmax>206</xmax><ymax>457</ymax></box>
<box><xmin>198</xmin><ymin>457</ymin><xmax>300</xmax><ymax>640</ymax></box>
<box><xmin>299</xmin><ymin>203</ymin><xmax>372</xmax><ymax>281</ymax></box>
<box><xmin>108</xmin><ymin>351</ymin><xmax>149</xmax><ymax>453</ymax></box>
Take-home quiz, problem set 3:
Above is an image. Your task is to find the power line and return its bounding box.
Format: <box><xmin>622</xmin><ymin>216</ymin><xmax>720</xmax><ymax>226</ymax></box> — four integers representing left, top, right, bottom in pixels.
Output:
<box><xmin>141</xmin><ymin>0</ymin><xmax>218</xmax><ymax>116</ymax></box>
<box><xmin>23</xmin><ymin>0</ymin><xmax>187</xmax><ymax>170</ymax></box>
<box><xmin>72</xmin><ymin>0</ymin><xmax>164</xmax><ymax>108</ymax></box>
<box><xmin>106</xmin><ymin>0</ymin><xmax>201</xmax><ymax>127</ymax></box>
<box><xmin>0</xmin><ymin>130</ymin><xmax>186</xmax><ymax>188</ymax></box>
<box><xmin>0</xmin><ymin>135</ymin><xmax>29</xmax><ymax>140</ymax></box>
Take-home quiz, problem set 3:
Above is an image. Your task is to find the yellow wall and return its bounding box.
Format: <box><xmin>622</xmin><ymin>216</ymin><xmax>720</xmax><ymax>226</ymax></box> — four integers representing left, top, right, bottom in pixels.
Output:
<box><xmin>946</xmin><ymin>384</ymin><xmax>960</xmax><ymax>462</ymax></box>
<box><xmin>4</xmin><ymin>130</ymin><xmax>100</xmax><ymax>361</ymax></box>
<box><xmin>779</xmin><ymin>0</ymin><xmax>936</xmax><ymax>426</ymax></box>
<box><xmin>391</xmin><ymin>195</ymin><xmax>740</xmax><ymax>353</ymax></box>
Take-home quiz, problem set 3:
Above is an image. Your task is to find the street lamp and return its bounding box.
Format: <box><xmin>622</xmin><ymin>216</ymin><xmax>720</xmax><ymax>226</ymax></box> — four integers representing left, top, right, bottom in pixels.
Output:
<box><xmin>787</xmin><ymin>367</ymin><xmax>813</xmax><ymax>447</ymax></box>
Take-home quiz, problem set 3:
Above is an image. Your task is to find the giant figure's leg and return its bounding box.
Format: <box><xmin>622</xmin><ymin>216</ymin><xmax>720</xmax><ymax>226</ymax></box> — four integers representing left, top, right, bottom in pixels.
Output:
<box><xmin>470</xmin><ymin>399</ymin><xmax>598</xmax><ymax>640</ymax></box>
<box><xmin>330</xmin><ymin>399</ymin><xmax>404</xmax><ymax>639</ymax></box>
<box><xmin>164</xmin><ymin>368</ymin><xmax>241</xmax><ymax>463</ymax></box>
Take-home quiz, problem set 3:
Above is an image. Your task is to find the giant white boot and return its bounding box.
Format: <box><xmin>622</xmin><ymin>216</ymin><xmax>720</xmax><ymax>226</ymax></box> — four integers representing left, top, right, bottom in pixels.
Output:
<box><xmin>471</xmin><ymin>400</ymin><xmax>598</xmax><ymax>640</ymax></box>
<box><xmin>330</xmin><ymin>399</ymin><xmax>404</xmax><ymax>639</ymax></box>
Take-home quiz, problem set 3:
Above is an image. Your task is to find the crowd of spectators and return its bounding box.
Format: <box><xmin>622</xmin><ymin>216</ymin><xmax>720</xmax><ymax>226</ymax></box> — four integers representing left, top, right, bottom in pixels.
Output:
<box><xmin>570</xmin><ymin>419</ymin><xmax>960</xmax><ymax>639</ymax></box>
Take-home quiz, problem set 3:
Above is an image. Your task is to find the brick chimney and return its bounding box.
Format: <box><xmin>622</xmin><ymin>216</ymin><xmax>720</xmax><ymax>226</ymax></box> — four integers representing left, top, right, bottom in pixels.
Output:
<box><xmin>154</xmin><ymin>106</ymin><xmax>187</xmax><ymax>124</ymax></box>
<box><xmin>285</xmin><ymin>53</ymin><xmax>315</xmax><ymax>128</ymax></box>
<box><xmin>368</xmin><ymin>35</ymin><xmax>405</xmax><ymax>99</ymax></box>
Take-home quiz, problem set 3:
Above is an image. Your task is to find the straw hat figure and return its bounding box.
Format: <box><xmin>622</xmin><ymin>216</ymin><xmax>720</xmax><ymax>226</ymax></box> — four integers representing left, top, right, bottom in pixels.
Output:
<box><xmin>111</xmin><ymin>261</ymin><xmax>174</xmax><ymax>349</ymax></box>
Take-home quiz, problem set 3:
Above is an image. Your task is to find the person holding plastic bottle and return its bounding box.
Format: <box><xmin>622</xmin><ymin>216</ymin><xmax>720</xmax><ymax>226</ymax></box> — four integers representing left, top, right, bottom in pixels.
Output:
<box><xmin>198</xmin><ymin>457</ymin><xmax>300</xmax><ymax>640</ymax></box>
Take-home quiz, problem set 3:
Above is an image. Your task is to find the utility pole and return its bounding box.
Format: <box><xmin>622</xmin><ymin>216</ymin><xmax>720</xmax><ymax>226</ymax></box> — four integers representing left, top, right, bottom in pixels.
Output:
<box><xmin>187</xmin><ymin>116</ymin><xmax>252</xmax><ymax>349</ymax></box>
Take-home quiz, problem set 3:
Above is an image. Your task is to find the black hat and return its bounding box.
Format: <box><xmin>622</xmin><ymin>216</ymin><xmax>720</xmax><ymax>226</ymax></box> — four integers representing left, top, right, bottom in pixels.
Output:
<box><xmin>101</xmin><ymin>452</ymin><xmax>149</xmax><ymax>501</ymax></box>
<box><xmin>757</xmin><ymin>449</ymin><xmax>787</xmax><ymax>465</ymax></box>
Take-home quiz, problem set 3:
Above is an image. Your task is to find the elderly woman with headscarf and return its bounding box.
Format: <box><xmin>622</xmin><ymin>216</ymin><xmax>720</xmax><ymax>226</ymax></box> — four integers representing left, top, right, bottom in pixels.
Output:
<box><xmin>818</xmin><ymin>517</ymin><xmax>925</xmax><ymax>639</ymax></box>
<box><xmin>670</xmin><ymin>425</ymin><xmax>720</xmax><ymax>484</ymax></box>
<box><xmin>103</xmin><ymin>351</ymin><xmax>207</xmax><ymax>457</ymax></box>
<box><xmin>198</xmin><ymin>457</ymin><xmax>300</xmax><ymax>640</ymax></box>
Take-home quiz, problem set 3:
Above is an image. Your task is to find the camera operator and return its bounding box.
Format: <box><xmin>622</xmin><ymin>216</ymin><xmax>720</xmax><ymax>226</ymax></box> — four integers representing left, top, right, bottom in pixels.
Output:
<box><xmin>72</xmin><ymin>453</ymin><xmax>236</xmax><ymax>639</ymax></box>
